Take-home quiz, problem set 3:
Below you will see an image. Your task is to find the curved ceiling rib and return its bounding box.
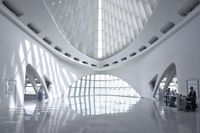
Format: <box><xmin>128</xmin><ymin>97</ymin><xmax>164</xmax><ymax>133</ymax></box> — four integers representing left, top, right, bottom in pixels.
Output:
<box><xmin>3</xmin><ymin>0</ymin><xmax>197</xmax><ymax>70</ymax></box>
<box><xmin>43</xmin><ymin>0</ymin><xmax>159</xmax><ymax>60</ymax></box>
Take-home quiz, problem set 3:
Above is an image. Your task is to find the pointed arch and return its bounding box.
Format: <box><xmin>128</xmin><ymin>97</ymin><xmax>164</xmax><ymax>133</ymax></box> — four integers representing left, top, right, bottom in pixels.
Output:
<box><xmin>153</xmin><ymin>63</ymin><xmax>177</xmax><ymax>99</ymax></box>
<box><xmin>25</xmin><ymin>64</ymin><xmax>49</xmax><ymax>99</ymax></box>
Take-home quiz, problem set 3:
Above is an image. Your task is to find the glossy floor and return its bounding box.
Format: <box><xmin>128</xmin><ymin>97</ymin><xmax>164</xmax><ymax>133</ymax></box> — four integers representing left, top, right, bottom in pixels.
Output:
<box><xmin>0</xmin><ymin>96</ymin><xmax>199</xmax><ymax>133</ymax></box>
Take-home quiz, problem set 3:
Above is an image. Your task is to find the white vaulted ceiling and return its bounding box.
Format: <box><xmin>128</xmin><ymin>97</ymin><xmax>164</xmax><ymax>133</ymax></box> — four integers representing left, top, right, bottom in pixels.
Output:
<box><xmin>2</xmin><ymin>0</ymin><xmax>198</xmax><ymax>70</ymax></box>
<box><xmin>101</xmin><ymin>0</ymin><xmax>159</xmax><ymax>59</ymax></box>
<box><xmin>43</xmin><ymin>0</ymin><xmax>98</xmax><ymax>59</ymax></box>
<box><xmin>43</xmin><ymin>0</ymin><xmax>159</xmax><ymax>60</ymax></box>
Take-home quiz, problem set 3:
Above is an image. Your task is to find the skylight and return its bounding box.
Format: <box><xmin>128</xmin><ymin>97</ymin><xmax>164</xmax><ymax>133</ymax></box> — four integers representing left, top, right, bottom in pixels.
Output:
<box><xmin>98</xmin><ymin>0</ymin><xmax>103</xmax><ymax>59</ymax></box>
<box><xmin>43</xmin><ymin>0</ymin><xmax>159</xmax><ymax>60</ymax></box>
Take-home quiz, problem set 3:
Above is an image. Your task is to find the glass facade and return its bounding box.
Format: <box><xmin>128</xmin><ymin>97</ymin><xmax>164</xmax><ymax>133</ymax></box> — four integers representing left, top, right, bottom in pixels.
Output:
<box><xmin>67</xmin><ymin>74</ymin><xmax>140</xmax><ymax>97</ymax></box>
<box><xmin>64</xmin><ymin>74</ymin><xmax>141</xmax><ymax>115</ymax></box>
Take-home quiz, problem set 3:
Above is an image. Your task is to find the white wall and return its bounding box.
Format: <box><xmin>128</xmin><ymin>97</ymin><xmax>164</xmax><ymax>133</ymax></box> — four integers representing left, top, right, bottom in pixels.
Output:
<box><xmin>104</xmin><ymin>12</ymin><xmax>200</xmax><ymax>99</ymax></box>
<box><xmin>0</xmin><ymin>13</ymin><xmax>94</xmax><ymax>108</ymax></box>
<box><xmin>1</xmin><ymin>1</ymin><xmax>200</xmax><ymax>108</ymax></box>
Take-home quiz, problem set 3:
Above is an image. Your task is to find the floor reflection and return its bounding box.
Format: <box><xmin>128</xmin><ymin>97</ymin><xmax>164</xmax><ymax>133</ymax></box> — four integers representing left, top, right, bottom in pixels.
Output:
<box><xmin>66</xmin><ymin>96</ymin><xmax>140</xmax><ymax>116</ymax></box>
<box><xmin>0</xmin><ymin>97</ymin><xmax>200</xmax><ymax>133</ymax></box>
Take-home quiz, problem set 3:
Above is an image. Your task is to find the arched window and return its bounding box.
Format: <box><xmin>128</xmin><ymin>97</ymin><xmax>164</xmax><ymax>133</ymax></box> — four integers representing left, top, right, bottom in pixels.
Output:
<box><xmin>67</xmin><ymin>74</ymin><xmax>140</xmax><ymax>97</ymax></box>
<box><xmin>64</xmin><ymin>74</ymin><xmax>140</xmax><ymax>115</ymax></box>
<box><xmin>154</xmin><ymin>63</ymin><xmax>178</xmax><ymax>100</ymax></box>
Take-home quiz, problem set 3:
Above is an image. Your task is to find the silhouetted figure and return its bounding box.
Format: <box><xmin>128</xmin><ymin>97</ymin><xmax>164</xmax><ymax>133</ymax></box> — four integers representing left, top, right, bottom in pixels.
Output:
<box><xmin>187</xmin><ymin>87</ymin><xmax>197</xmax><ymax>111</ymax></box>
<box><xmin>164</xmin><ymin>88</ymin><xmax>171</xmax><ymax>106</ymax></box>
<box><xmin>170</xmin><ymin>90</ymin><xmax>176</xmax><ymax>107</ymax></box>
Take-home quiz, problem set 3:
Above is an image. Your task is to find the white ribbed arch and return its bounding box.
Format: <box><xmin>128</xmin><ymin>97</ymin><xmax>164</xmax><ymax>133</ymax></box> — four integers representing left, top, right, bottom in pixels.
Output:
<box><xmin>43</xmin><ymin>0</ymin><xmax>159</xmax><ymax>60</ymax></box>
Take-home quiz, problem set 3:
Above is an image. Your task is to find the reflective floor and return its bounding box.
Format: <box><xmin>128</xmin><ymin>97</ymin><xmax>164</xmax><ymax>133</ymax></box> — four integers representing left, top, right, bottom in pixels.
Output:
<box><xmin>0</xmin><ymin>96</ymin><xmax>200</xmax><ymax>133</ymax></box>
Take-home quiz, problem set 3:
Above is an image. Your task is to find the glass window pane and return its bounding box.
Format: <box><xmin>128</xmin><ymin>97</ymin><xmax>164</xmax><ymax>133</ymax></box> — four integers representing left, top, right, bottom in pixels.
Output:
<box><xmin>86</xmin><ymin>80</ymin><xmax>90</xmax><ymax>87</ymax></box>
<box><xmin>70</xmin><ymin>87</ymin><xmax>75</xmax><ymax>96</ymax></box>
<box><xmin>100</xmin><ymin>75</ymin><xmax>105</xmax><ymax>80</ymax></box>
<box><xmin>96</xmin><ymin>75</ymin><xmax>100</xmax><ymax>80</ymax></box>
<box><xmin>81</xmin><ymin>86</ymin><xmax>85</xmax><ymax>96</ymax></box>
<box><xmin>101</xmin><ymin>81</ymin><xmax>106</xmax><ymax>88</ymax></box>
<box><xmin>87</xmin><ymin>75</ymin><xmax>90</xmax><ymax>80</ymax></box>
<box><xmin>91</xmin><ymin>75</ymin><xmax>94</xmax><ymax>80</ymax></box>
<box><xmin>91</xmin><ymin>81</ymin><xmax>94</xmax><ymax>88</ymax></box>
<box><xmin>72</xmin><ymin>82</ymin><xmax>76</xmax><ymax>87</ymax></box>
<box><xmin>76</xmin><ymin>87</ymin><xmax>79</xmax><ymax>96</ymax></box>
<box><xmin>82</xmin><ymin>80</ymin><xmax>85</xmax><ymax>87</ymax></box>
<box><xmin>77</xmin><ymin>80</ymin><xmax>80</xmax><ymax>86</ymax></box>
<box><xmin>95</xmin><ymin>88</ymin><xmax>100</xmax><ymax>95</ymax></box>
<box><xmin>95</xmin><ymin>81</ymin><xmax>100</xmax><ymax>87</ymax></box>
<box><xmin>68</xmin><ymin>74</ymin><xmax>140</xmax><ymax>98</ymax></box>
<box><xmin>85</xmin><ymin>88</ymin><xmax>88</xmax><ymax>96</ymax></box>
<box><xmin>90</xmin><ymin>86</ymin><xmax>94</xmax><ymax>96</ymax></box>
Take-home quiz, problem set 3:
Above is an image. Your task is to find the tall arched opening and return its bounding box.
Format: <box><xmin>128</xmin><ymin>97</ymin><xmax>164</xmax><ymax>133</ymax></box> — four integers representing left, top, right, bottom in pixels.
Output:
<box><xmin>153</xmin><ymin>63</ymin><xmax>178</xmax><ymax>106</ymax></box>
<box><xmin>64</xmin><ymin>74</ymin><xmax>140</xmax><ymax>116</ymax></box>
<box><xmin>24</xmin><ymin>64</ymin><xmax>51</xmax><ymax>112</ymax></box>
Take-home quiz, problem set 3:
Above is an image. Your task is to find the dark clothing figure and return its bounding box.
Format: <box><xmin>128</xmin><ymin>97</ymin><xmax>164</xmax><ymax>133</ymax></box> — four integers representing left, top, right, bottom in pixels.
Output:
<box><xmin>188</xmin><ymin>88</ymin><xmax>196</xmax><ymax>105</ymax></box>
<box><xmin>165</xmin><ymin>88</ymin><xmax>171</xmax><ymax>96</ymax></box>
<box><xmin>164</xmin><ymin>88</ymin><xmax>171</xmax><ymax>106</ymax></box>
<box><xmin>38</xmin><ymin>91</ymin><xmax>43</xmax><ymax>101</ymax></box>
<box><xmin>187</xmin><ymin>87</ymin><xmax>197</xmax><ymax>111</ymax></box>
<box><xmin>170</xmin><ymin>90</ymin><xmax>176</xmax><ymax>107</ymax></box>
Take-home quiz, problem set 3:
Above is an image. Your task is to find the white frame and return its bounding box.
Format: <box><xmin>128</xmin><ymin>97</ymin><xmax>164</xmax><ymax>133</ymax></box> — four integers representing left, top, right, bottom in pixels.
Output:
<box><xmin>5</xmin><ymin>78</ymin><xmax>16</xmax><ymax>95</ymax></box>
<box><xmin>186</xmin><ymin>79</ymin><xmax>199</xmax><ymax>98</ymax></box>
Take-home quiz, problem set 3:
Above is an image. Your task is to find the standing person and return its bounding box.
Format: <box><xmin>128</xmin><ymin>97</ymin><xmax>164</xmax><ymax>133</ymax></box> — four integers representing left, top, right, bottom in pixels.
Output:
<box><xmin>164</xmin><ymin>88</ymin><xmax>171</xmax><ymax>106</ymax></box>
<box><xmin>188</xmin><ymin>87</ymin><xmax>197</xmax><ymax>111</ymax></box>
<box><xmin>170</xmin><ymin>90</ymin><xmax>176</xmax><ymax>107</ymax></box>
